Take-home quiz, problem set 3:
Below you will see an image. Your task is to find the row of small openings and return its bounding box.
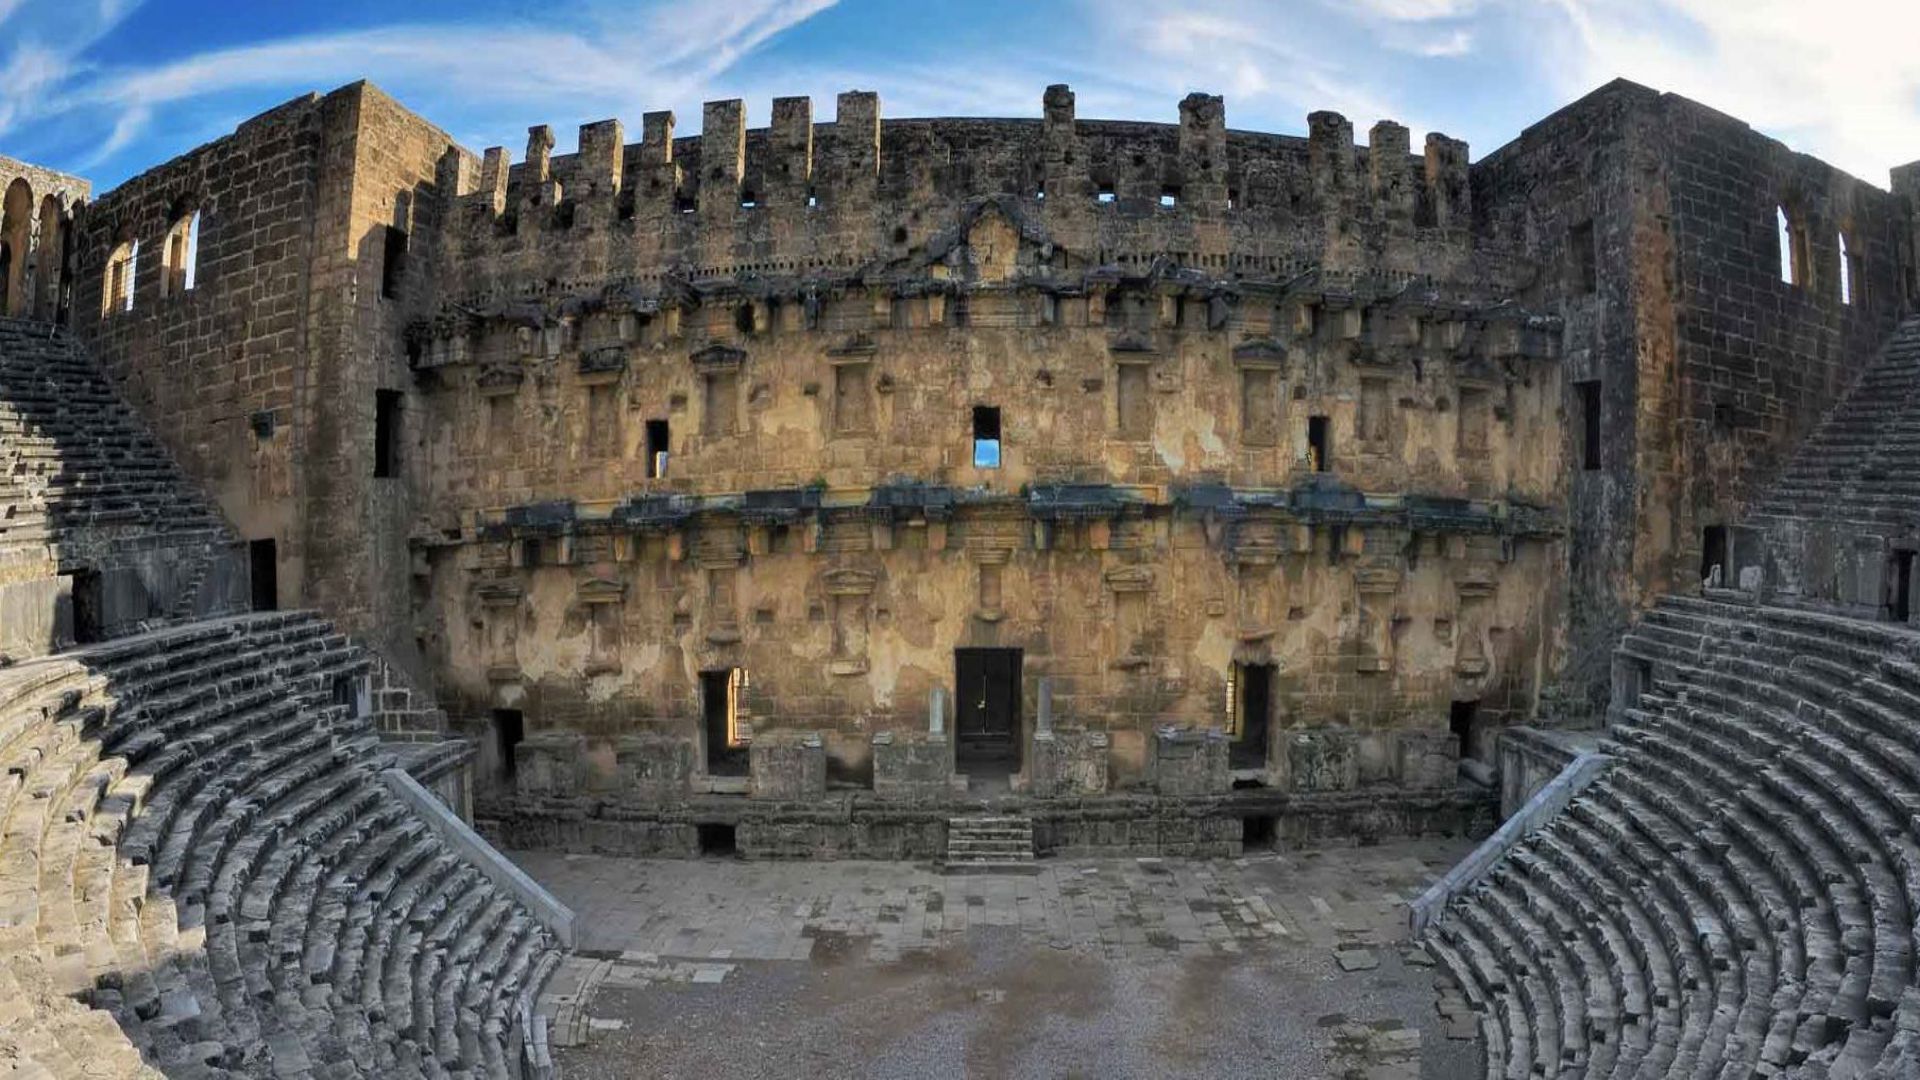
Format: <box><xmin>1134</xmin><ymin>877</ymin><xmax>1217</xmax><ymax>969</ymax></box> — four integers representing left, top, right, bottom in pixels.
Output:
<box><xmin>103</xmin><ymin>211</ymin><xmax>200</xmax><ymax>316</ymax></box>
<box><xmin>1776</xmin><ymin>206</ymin><xmax>1862</xmax><ymax>306</ymax></box>
<box><xmin>673</xmin><ymin>192</ymin><xmax>824</xmax><ymax>214</ymax></box>
<box><xmin>1091</xmin><ymin>183</ymin><xmax>1192</xmax><ymax>209</ymax></box>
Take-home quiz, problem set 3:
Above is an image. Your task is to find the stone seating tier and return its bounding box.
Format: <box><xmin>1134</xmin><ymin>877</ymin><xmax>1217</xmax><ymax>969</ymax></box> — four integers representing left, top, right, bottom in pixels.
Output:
<box><xmin>1432</xmin><ymin>594</ymin><xmax>1920</xmax><ymax>1077</ymax></box>
<box><xmin>0</xmin><ymin>613</ymin><xmax>564</xmax><ymax>1078</ymax></box>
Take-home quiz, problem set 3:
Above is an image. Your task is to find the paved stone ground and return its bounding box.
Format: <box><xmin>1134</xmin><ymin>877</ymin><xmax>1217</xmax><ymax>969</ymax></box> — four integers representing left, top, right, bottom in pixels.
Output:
<box><xmin>515</xmin><ymin>839</ymin><xmax>1483</xmax><ymax>1079</ymax></box>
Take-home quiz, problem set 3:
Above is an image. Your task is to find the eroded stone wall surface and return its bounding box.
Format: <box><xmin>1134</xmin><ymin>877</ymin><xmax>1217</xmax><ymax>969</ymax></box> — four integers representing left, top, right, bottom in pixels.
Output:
<box><xmin>46</xmin><ymin>76</ymin><xmax>1920</xmax><ymax>843</ymax></box>
<box><xmin>409</xmin><ymin>83</ymin><xmax>1565</xmax><ymax>806</ymax></box>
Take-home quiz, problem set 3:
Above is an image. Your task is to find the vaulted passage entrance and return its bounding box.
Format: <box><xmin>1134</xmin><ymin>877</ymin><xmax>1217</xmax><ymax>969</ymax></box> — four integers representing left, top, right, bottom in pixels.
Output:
<box><xmin>955</xmin><ymin>647</ymin><xmax>1021</xmax><ymax>781</ymax></box>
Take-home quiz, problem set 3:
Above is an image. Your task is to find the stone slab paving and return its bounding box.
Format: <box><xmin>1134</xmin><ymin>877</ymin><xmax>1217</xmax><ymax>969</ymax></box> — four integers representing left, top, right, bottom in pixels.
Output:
<box><xmin>512</xmin><ymin>838</ymin><xmax>1482</xmax><ymax>1079</ymax></box>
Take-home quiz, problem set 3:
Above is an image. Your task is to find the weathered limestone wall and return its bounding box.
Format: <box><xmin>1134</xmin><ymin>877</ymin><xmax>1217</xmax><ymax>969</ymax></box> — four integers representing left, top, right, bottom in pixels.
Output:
<box><xmin>1661</xmin><ymin>94</ymin><xmax>1908</xmax><ymax>572</ymax></box>
<box><xmin>51</xmin><ymin>75</ymin><xmax>1914</xmax><ymax>846</ymax></box>
<box><xmin>71</xmin><ymin>93</ymin><xmax>327</xmax><ymax>609</ymax></box>
<box><xmin>68</xmin><ymin>84</ymin><xmax>457</xmax><ymax>669</ymax></box>
<box><xmin>1475</xmin><ymin>80</ymin><xmax>1913</xmax><ymax>715</ymax></box>
<box><xmin>300</xmin><ymin>84</ymin><xmax>459</xmax><ymax>670</ymax></box>
<box><xmin>0</xmin><ymin>155</ymin><xmax>88</xmax><ymax>321</ymax></box>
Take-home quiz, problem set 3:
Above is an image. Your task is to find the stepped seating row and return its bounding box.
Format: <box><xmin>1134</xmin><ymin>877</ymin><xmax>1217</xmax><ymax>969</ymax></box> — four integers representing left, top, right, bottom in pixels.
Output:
<box><xmin>1430</xmin><ymin>595</ymin><xmax>1920</xmax><ymax>1078</ymax></box>
<box><xmin>0</xmin><ymin>613</ymin><xmax>563</xmax><ymax>1078</ymax></box>
<box><xmin>0</xmin><ymin>318</ymin><xmax>227</xmax><ymax>558</ymax></box>
<box><xmin>1751</xmin><ymin>316</ymin><xmax>1920</xmax><ymax>528</ymax></box>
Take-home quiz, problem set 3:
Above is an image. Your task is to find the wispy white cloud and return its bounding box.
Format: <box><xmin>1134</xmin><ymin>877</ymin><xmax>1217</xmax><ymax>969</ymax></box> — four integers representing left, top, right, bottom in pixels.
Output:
<box><xmin>4</xmin><ymin>0</ymin><xmax>1918</xmax><ymax>195</ymax></box>
<box><xmin>1349</xmin><ymin>0</ymin><xmax>1481</xmax><ymax>20</ymax></box>
<box><xmin>1416</xmin><ymin>29</ymin><xmax>1475</xmax><ymax>57</ymax></box>
<box><xmin>3</xmin><ymin>0</ymin><xmax>837</xmax><ymax>172</ymax></box>
<box><xmin>1536</xmin><ymin>0</ymin><xmax>1920</xmax><ymax>184</ymax></box>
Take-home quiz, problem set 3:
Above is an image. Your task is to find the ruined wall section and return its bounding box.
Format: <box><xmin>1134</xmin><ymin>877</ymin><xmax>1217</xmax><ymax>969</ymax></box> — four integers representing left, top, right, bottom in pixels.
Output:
<box><xmin>1662</xmin><ymin>93</ymin><xmax>1910</xmax><ymax>581</ymax></box>
<box><xmin>70</xmin><ymin>93</ymin><xmax>327</xmax><ymax>607</ymax></box>
<box><xmin>0</xmin><ymin>155</ymin><xmax>89</xmax><ymax>322</ymax></box>
<box><xmin>1473</xmin><ymin>79</ymin><xmax>1914</xmax><ymax>715</ymax></box>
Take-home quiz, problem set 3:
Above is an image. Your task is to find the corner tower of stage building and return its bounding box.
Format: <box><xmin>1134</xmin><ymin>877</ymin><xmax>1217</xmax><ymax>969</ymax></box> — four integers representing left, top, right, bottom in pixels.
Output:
<box><xmin>1471</xmin><ymin>79</ymin><xmax>1915</xmax><ymax>712</ymax></box>
<box><xmin>51</xmin><ymin>78</ymin><xmax>1920</xmax><ymax>847</ymax></box>
<box><xmin>68</xmin><ymin>82</ymin><xmax>461</xmax><ymax>672</ymax></box>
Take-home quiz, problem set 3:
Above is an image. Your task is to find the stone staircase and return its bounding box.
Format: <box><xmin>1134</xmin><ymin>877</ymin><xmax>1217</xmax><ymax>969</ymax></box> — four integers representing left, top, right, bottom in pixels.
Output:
<box><xmin>943</xmin><ymin>815</ymin><xmax>1037</xmax><ymax>874</ymax></box>
<box><xmin>0</xmin><ymin>318</ymin><xmax>229</xmax><ymax>552</ymax></box>
<box><xmin>1750</xmin><ymin>315</ymin><xmax>1920</xmax><ymax>529</ymax></box>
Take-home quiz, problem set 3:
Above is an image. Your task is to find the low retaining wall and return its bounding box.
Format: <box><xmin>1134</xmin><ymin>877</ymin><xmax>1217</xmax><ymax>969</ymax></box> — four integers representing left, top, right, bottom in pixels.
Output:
<box><xmin>383</xmin><ymin>768</ymin><xmax>578</xmax><ymax>948</ymax></box>
<box><xmin>476</xmin><ymin>784</ymin><xmax>1499</xmax><ymax>861</ymax></box>
<box><xmin>1407</xmin><ymin>751</ymin><xmax>1612</xmax><ymax>937</ymax></box>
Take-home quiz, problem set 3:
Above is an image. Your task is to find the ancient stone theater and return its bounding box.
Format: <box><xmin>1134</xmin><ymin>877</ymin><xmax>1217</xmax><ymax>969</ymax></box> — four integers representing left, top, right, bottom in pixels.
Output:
<box><xmin>3</xmin><ymin>71</ymin><xmax>1920</xmax><ymax>1076</ymax></box>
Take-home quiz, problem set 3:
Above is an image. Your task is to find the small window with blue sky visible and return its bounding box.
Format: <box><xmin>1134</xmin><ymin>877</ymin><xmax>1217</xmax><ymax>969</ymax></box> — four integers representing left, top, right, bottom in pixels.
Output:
<box><xmin>972</xmin><ymin>405</ymin><xmax>1001</xmax><ymax>469</ymax></box>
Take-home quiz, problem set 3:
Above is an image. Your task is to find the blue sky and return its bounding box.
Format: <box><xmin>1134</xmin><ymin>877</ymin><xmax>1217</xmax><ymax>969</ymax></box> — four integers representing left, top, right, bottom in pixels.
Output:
<box><xmin>3</xmin><ymin>0</ymin><xmax>1918</xmax><ymax>194</ymax></box>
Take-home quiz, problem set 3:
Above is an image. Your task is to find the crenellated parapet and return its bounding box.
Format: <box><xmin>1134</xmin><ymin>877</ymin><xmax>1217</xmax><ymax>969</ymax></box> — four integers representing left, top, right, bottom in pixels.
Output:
<box><xmin>426</xmin><ymin>85</ymin><xmax>1508</xmax><ymax>317</ymax></box>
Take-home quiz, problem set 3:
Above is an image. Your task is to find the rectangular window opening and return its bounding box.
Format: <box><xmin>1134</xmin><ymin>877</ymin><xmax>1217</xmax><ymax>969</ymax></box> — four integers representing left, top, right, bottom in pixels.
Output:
<box><xmin>1570</xmin><ymin>219</ymin><xmax>1596</xmax><ymax>294</ymax></box>
<box><xmin>1576</xmin><ymin>380</ymin><xmax>1602</xmax><ymax>471</ymax></box>
<box><xmin>644</xmin><ymin>419</ymin><xmax>670</xmax><ymax>478</ymax></box>
<box><xmin>972</xmin><ymin>405</ymin><xmax>1002</xmax><ymax>468</ymax></box>
<box><xmin>381</xmin><ymin>225</ymin><xmax>408</xmax><ymax>300</ymax></box>
<box><xmin>1307</xmin><ymin>414</ymin><xmax>1330</xmax><ymax>472</ymax></box>
<box><xmin>373</xmin><ymin>389</ymin><xmax>401</xmax><ymax>478</ymax></box>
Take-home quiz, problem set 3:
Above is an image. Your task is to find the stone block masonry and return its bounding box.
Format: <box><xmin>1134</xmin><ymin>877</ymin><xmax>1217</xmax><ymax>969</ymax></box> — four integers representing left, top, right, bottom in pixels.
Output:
<box><xmin>34</xmin><ymin>73</ymin><xmax>1918</xmax><ymax>851</ymax></box>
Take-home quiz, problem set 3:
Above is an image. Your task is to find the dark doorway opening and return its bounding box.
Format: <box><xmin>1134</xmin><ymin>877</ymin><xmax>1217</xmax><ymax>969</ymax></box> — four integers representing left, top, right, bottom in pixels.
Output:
<box><xmin>249</xmin><ymin>538</ymin><xmax>278</xmax><ymax>611</ymax></box>
<box><xmin>955</xmin><ymin>647</ymin><xmax>1022</xmax><ymax>779</ymax></box>
<box><xmin>67</xmin><ymin>569</ymin><xmax>102</xmax><ymax>645</ymax></box>
<box><xmin>1890</xmin><ymin>551</ymin><xmax>1915</xmax><ymax>623</ymax></box>
<box><xmin>1450</xmin><ymin>700</ymin><xmax>1478</xmax><ymax>762</ymax></box>
<box><xmin>702</xmin><ymin>668</ymin><xmax>749</xmax><ymax>777</ymax></box>
<box><xmin>1700</xmin><ymin>525</ymin><xmax>1729</xmax><ymax>588</ymax></box>
<box><xmin>1307</xmin><ymin>415</ymin><xmax>1330</xmax><ymax>472</ymax></box>
<box><xmin>492</xmin><ymin>708</ymin><xmax>524</xmax><ymax>783</ymax></box>
<box><xmin>644</xmin><ymin>419</ymin><xmax>670</xmax><ymax>478</ymax></box>
<box><xmin>697</xmin><ymin>823</ymin><xmax>738</xmax><ymax>856</ymax></box>
<box><xmin>1230</xmin><ymin>662</ymin><xmax>1274</xmax><ymax>770</ymax></box>
<box><xmin>0</xmin><ymin>242</ymin><xmax>11</xmax><ymax>316</ymax></box>
<box><xmin>1242</xmin><ymin>815</ymin><xmax>1278</xmax><ymax>851</ymax></box>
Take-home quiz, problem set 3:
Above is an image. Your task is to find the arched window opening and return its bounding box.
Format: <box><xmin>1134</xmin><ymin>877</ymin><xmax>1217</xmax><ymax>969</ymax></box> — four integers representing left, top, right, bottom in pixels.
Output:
<box><xmin>161</xmin><ymin>210</ymin><xmax>199</xmax><ymax>297</ymax></box>
<box><xmin>104</xmin><ymin>238</ymin><xmax>137</xmax><ymax>317</ymax></box>
<box><xmin>34</xmin><ymin>195</ymin><xmax>61</xmax><ymax>319</ymax></box>
<box><xmin>1777</xmin><ymin>204</ymin><xmax>1810</xmax><ymax>288</ymax></box>
<box><xmin>1</xmin><ymin>178</ymin><xmax>31</xmax><ymax>317</ymax></box>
